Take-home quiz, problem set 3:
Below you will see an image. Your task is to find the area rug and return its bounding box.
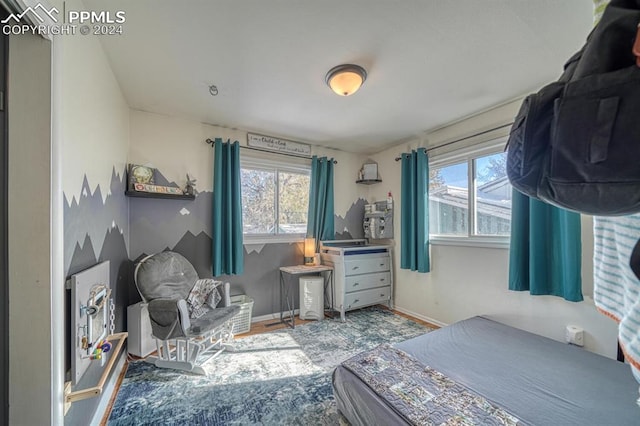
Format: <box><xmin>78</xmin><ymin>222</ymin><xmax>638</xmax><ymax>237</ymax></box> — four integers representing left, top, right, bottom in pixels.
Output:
<box><xmin>108</xmin><ymin>307</ymin><xmax>434</xmax><ymax>425</ymax></box>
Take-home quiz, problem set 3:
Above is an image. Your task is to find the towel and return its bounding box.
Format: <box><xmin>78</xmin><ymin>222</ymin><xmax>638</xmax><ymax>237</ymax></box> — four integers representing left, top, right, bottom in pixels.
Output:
<box><xmin>593</xmin><ymin>215</ymin><xmax>640</xmax><ymax>400</ymax></box>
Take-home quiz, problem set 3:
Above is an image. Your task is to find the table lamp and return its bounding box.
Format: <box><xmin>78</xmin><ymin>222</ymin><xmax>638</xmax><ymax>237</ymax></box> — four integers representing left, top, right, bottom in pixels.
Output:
<box><xmin>304</xmin><ymin>237</ymin><xmax>315</xmax><ymax>265</ymax></box>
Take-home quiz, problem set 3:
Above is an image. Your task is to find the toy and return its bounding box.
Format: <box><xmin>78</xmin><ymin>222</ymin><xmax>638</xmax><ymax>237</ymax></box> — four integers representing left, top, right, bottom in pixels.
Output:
<box><xmin>89</xmin><ymin>339</ymin><xmax>112</xmax><ymax>360</ymax></box>
<box><xmin>185</xmin><ymin>174</ymin><xmax>197</xmax><ymax>196</ymax></box>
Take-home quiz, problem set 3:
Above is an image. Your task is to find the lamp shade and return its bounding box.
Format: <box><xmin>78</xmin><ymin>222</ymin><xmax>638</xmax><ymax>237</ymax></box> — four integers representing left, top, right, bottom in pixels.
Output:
<box><xmin>304</xmin><ymin>238</ymin><xmax>316</xmax><ymax>265</ymax></box>
<box><xmin>325</xmin><ymin>64</ymin><xmax>367</xmax><ymax>96</ymax></box>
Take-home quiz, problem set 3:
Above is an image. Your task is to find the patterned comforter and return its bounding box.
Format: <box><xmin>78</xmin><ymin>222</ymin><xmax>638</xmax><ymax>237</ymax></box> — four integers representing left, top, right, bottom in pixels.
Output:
<box><xmin>341</xmin><ymin>344</ymin><xmax>521</xmax><ymax>425</ymax></box>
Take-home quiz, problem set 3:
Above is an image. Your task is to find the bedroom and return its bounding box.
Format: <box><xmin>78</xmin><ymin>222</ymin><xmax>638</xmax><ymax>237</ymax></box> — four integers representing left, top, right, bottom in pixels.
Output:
<box><xmin>3</xmin><ymin>0</ymin><xmax>639</xmax><ymax>424</ymax></box>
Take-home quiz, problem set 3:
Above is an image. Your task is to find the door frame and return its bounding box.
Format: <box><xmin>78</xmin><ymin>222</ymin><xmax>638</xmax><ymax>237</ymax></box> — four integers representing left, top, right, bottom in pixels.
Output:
<box><xmin>0</xmin><ymin>7</ymin><xmax>9</xmax><ymax>425</ymax></box>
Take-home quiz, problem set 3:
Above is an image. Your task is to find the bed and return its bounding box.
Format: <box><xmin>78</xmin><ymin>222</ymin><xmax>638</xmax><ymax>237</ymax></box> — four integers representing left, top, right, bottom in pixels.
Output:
<box><xmin>332</xmin><ymin>316</ymin><xmax>640</xmax><ymax>425</ymax></box>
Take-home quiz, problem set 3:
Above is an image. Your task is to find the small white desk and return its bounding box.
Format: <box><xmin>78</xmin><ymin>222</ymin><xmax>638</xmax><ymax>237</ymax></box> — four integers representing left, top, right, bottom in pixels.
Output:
<box><xmin>279</xmin><ymin>265</ymin><xmax>334</xmax><ymax>328</ymax></box>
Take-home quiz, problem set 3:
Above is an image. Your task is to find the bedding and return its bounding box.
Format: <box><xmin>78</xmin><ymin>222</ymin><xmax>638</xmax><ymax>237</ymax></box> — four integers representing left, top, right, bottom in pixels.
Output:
<box><xmin>342</xmin><ymin>343</ymin><xmax>520</xmax><ymax>425</ymax></box>
<box><xmin>333</xmin><ymin>316</ymin><xmax>640</xmax><ymax>425</ymax></box>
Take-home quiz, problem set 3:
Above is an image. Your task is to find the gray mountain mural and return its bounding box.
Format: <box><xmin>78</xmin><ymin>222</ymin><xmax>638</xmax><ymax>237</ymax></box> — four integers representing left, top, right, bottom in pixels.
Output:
<box><xmin>335</xmin><ymin>197</ymin><xmax>366</xmax><ymax>239</ymax></box>
<box><xmin>64</xmin><ymin>167</ymin><xmax>129</xmax><ymax>274</ymax></box>
<box><xmin>63</xmin><ymin>167</ymin><xmax>131</xmax><ymax>409</ymax></box>
<box><xmin>129</xmin><ymin>191</ymin><xmax>211</xmax><ymax>259</ymax></box>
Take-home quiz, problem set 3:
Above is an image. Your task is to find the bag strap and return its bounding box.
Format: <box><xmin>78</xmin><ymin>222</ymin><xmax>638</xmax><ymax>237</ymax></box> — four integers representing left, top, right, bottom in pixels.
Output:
<box><xmin>634</xmin><ymin>23</ymin><xmax>640</xmax><ymax>67</ymax></box>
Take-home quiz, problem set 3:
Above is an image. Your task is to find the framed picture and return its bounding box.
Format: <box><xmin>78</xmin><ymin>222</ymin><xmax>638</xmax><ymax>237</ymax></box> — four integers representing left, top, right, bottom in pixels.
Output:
<box><xmin>128</xmin><ymin>164</ymin><xmax>156</xmax><ymax>190</ymax></box>
<box><xmin>363</xmin><ymin>163</ymin><xmax>378</xmax><ymax>180</ymax></box>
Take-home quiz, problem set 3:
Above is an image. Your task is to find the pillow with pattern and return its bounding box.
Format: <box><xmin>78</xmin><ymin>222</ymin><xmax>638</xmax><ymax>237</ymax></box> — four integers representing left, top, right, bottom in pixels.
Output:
<box><xmin>186</xmin><ymin>278</ymin><xmax>222</xmax><ymax>319</ymax></box>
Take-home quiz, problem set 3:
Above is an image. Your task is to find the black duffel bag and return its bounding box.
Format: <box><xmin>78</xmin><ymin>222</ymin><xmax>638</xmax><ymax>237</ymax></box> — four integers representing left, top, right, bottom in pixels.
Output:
<box><xmin>506</xmin><ymin>0</ymin><xmax>640</xmax><ymax>215</ymax></box>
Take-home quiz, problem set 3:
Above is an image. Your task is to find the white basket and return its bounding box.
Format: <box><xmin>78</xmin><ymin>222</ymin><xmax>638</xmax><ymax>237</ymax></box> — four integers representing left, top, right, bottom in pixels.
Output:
<box><xmin>230</xmin><ymin>295</ymin><xmax>254</xmax><ymax>335</ymax></box>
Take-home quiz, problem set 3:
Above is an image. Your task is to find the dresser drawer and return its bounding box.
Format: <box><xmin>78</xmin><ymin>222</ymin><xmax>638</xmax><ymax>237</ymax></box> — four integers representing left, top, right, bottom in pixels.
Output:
<box><xmin>344</xmin><ymin>257</ymin><xmax>390</xmax><ymax>276</ymax></box>
<box><xmin>345</xmin><ymin>272</ymin><xmax>390</xmax><ymax>292</ymax></box>
<box><xmin>344</xmin><ymin>286</ymin><xmax>391</xmax><ymax>310</ymax></box>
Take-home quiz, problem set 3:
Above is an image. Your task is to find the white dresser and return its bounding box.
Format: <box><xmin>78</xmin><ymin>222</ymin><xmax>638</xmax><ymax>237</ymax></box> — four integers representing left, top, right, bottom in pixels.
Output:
<box><xmin>320</xmin><ymin>240</ymin><xmax>393</xmax><ymax>321</ymax></box>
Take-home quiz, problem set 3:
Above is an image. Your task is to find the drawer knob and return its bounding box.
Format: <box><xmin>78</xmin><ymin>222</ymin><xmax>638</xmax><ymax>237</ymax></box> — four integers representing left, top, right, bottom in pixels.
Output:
<box><xmin>379</xmin><ymin>263</ymin><xmax>384</xmax><ymax>266</ymax></box>
<box><xmin>380</xmin><ymin>294</ymin><xmax>385</xmax><ymax>297</ymax></box>
<box><xmin>353</xmin><ymin>299</ymin><xmax>359</xmax><ymax>304</ymax></box>
<box><xmin>353</xmin><ymin>282</ymin><xmax>360</xmax><ymax>286</ymax></box>
<box><xmin>380</xmin><ymin>278</ymin><xmax>385</xmax><ymax>281</ymax></box>
<box><xmin>352</xmin><ymin>266</ymin><xmax>359</xmax><ymax>270</ymax></box>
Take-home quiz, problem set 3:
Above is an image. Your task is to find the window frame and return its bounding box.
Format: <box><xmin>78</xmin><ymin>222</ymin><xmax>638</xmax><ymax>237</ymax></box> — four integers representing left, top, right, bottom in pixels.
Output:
<box><xmin>240</xmin><ymin>156</ymin><xmax>311</xmax><ymax>244</ymax></box>
<box><xmin>428</xmin><ymin>137</ymin><xmax>511</xmax><ymax>249</ymax></box>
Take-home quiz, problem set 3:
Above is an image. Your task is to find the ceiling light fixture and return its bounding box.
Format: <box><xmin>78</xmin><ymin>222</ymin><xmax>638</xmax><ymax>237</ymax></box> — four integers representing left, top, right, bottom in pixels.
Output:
<box><xmin>325</xmin><ymin>64</ymin><xmax>367</xmax><ymax>96</ymax></box>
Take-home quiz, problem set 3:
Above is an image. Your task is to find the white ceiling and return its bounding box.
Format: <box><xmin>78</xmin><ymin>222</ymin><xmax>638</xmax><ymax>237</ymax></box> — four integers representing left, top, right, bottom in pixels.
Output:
<box><xmin>86</xmin><ymin>0</ymin><xmax>594</xmax><ymax>154</ymax></box>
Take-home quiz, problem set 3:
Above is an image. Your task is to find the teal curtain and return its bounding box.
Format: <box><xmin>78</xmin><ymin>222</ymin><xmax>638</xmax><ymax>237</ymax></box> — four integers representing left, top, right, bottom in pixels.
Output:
<box><xmin>509</xmin><ymin>189</ymin><xmax>582</xmax><ymax>301</ymax></box>
<box><xmin>306</xmin><ymin>156</ymin><xmax>334</xmax><ymax>248</ymax></box>
<box><xmin>211</xmin><ymin>138</ymin><xmax>244</xmax><ymax>276</ymax></box>
<box><xmin>400</xmin><ymin>148</ymin><xmax>430</xmax><ymax>273</ymax></box>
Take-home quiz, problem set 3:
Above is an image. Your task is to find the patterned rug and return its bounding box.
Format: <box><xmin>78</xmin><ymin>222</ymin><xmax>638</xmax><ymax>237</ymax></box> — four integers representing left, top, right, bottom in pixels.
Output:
<box><xmin>108</xmin><ymin>307</ymin><xmax>434</xmax><ymax>425</ymax></box>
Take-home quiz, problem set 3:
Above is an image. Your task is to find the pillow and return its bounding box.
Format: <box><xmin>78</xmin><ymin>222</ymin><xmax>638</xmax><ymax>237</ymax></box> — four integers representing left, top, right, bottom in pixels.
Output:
<box><xmin>186</xmin><ymin>278</ymin><xmax>222</xmax><ymax>319</ymax></box>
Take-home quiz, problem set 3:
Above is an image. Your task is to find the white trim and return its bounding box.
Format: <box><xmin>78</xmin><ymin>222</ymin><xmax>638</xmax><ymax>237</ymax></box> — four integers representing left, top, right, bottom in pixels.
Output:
<box><xmin>430</xmin><ymin>236</ymin><xmax>509</xmax><ymax>249</ymax></box>
<box><xmin>249</xmin><ymin>307</ymin><xmax>452</xmax><ymax>329</ymax></box>
<box><xmin>241</xmin><ymin>156</ymin><xmax>311</xmax><ymax>174</ymax></box>
<box><xmin>250</xmin><ymin>309</ymin><xmax>300</xmax><ymax>324</ymax></box>
<box><xmin>243</xmin><ymin>235</ymin><xmax>304</xmax><ymax>245</ymax></box>
<box><xmin>429</xmin><ymin>135</ymin><xmax>508</xmax><ymax>168</ymax></box>
<box><xmin>429</xmin><ymin>138</ymin><xmax>512</xmax><ymax>243</ymax></box>
<box><xmin>392</xmin><ymin>307</ymin><xmax>448</xmax><ymax>328</ymax></box>
<box><xmin>51</xmin><ymin>34</ymin><xmax>64</xmax><ymax>425</ymax></box>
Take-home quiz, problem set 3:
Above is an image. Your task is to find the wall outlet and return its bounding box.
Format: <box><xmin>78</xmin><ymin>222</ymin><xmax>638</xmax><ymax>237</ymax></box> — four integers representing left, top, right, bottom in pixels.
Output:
<box><xmin>565</xmin><ymin>325</ymin><xmax>584</xmax><ymax>347</ymax></box>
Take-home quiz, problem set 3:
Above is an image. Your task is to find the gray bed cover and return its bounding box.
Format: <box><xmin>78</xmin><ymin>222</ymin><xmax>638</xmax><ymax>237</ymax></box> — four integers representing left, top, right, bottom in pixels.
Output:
<box><xmin>333</xmin><ymin>316</ymin><xmax>640</xmax><ymax>425</ymax></box>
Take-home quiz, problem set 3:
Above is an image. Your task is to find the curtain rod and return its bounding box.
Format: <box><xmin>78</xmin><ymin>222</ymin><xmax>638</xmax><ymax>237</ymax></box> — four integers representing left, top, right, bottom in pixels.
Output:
<box><xmin>205</xmin><ymin>138</ymin><xmax>337</xmax><ymax>164</ymax></box>
<box><xmin>394</xmin><ymin>123</ymin><xmax>513</xmax><ymax>161</ymax></box>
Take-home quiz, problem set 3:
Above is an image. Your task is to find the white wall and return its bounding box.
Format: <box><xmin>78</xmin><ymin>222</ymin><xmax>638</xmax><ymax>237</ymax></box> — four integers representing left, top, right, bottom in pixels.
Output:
<box><xmin>364</xmin><ymin>100</ymin><xmax>619</xmax><ymax>359</ymax></box>
<box><xmin>8</xmin><ymin>32</ymin><xmax>54</xmax><ymax>426</ymax></box>
<box><xmin>57</xmin><ymin>0</ymin><xmax>130</xmax><ymax>202</ymax></box>
<box><xmin>129</xmin><ymin>110</ymin><xmax>363</xmax><ymax>219</ymax></box>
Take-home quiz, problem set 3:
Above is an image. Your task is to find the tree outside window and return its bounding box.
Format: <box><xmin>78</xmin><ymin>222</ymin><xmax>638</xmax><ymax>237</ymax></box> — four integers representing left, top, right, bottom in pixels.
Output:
<box><xmin>241</xmin><ymin>164</ymin><xmax>310</xmax><ymax>236</ymax></box>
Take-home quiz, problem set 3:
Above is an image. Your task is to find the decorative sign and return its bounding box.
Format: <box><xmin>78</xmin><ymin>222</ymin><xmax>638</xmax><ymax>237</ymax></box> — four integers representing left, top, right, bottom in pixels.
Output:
<box><xmin>247</xmin><ymin>133</ymin><xmax>311</xmax><ymax>157</ymax></box>
<box><xmin>134</xmin><ymin>183</ymin><xmax>184</xmax><ymax>195</ymax></box>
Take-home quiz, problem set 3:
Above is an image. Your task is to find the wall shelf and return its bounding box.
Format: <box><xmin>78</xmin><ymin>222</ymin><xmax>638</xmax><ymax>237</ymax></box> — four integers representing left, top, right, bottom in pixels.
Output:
<box><xmin>125</xmin><ymin>191</ymin><xmax>195</xmax><ymax>200</ymax></box>
<box><xmin>356</xmin><ymin>179</ymin><xmax>382</xmax><ymax>185</ymax></box>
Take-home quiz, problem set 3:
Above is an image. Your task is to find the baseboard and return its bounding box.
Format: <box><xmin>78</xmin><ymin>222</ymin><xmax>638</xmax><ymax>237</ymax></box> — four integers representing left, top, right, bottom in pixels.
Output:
<box><xmin>91</xmin><ymin>349</ymin><xmax>127</xmax><ymax>426</ymax></box>
<box><xmin>393</xmin><ymin>306</ymin><xmax>448</xmax><ymax>328</ymax></box>
<box><xmin>251</xmin><ymin>309</ymin><xmax>300</xmax><ymax>324</ymax></box>
<box><xmin>251</xmin><ymin>307</ymin><xmax>448</xmax><ymax>329</ymax></box>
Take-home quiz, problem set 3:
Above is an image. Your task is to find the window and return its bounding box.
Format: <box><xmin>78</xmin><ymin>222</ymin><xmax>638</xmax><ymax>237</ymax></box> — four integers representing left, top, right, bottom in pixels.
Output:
<box><xmin>429</xmin><ymin>143</ymin><xmax>512</xmax><ymax>245</ymax></box>
<box><xmin>240</xmin><ymin>159</ymin><xmax>310</xmax><ymax>241</ymax></box>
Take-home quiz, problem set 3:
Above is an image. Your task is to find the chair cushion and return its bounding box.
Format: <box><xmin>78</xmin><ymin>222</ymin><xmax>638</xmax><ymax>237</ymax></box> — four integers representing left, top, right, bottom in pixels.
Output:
<box><xmin>187</xmin><ymin>305</ymin><xmax>241</xmax><ymax>336</ymax></box>
<box><xmin>136</xmin><ymin>252</ymin><xmax>198</xmax><ymax>302</ymax></box>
